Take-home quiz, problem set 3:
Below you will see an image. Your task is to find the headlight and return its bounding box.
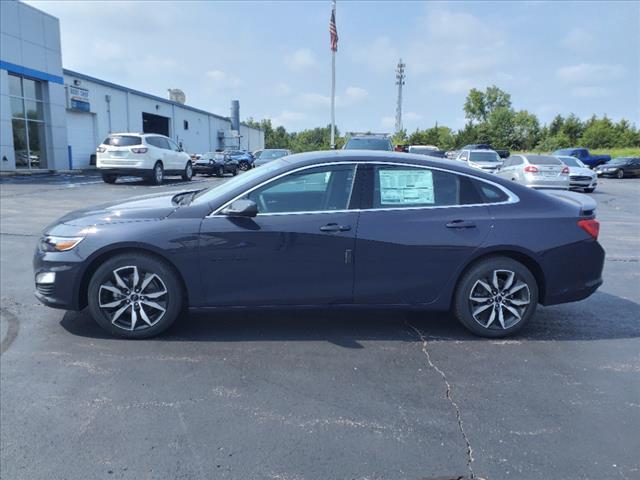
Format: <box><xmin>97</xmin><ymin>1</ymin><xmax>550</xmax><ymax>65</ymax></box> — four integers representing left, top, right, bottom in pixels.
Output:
<box><xmin>40</xmin><ymin>236</ymin><xmax>84</xmax><ymax>252</ymax></box>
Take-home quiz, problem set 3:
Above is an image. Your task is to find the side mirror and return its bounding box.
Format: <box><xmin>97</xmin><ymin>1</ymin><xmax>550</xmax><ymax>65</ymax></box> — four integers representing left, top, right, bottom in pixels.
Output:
<box><xmin>221</xmin><ymin>199</ymin><xmax>258</xmax><ymax>218</ymax></box>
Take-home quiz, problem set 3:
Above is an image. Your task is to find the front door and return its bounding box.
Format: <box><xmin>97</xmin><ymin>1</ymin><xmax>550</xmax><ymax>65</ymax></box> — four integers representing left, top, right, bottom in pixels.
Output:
<box><xmin>198</xmin><ymin>163</ymin><xmax>358</xmax><ymax>306</ymax></box>
<box><xmin>353</xmin><ymin>163</ymin><xmax>494</xmax><ymax>305</ymax></box>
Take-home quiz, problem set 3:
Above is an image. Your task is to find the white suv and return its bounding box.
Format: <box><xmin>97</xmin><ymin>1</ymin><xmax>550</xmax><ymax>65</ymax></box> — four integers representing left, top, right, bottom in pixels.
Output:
<box><xmin>96</xmin><ymin>133</ymin><xmax>193</xmax><ymax>185</ymax></box>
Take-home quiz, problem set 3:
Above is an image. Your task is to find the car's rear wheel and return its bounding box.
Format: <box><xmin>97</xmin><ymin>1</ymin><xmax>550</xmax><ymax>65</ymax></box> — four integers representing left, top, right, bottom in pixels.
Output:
<box><xmin>616</xmin><ymin>170</ymin><xmax>624</xmax><ymax>179</ymax></box>
<box><xmin>149</xmin><ymin>162</ymin><xmax>164</xmax><ymax>185</ymax></box>
<box><xmin>453</xmin><ymin>257</ymin><xmax>538</xmax><ymax>337</ymax></box>
<box><xmin>87</xmin><ymin>253</ymin><xmax>183</xmax><ymax>339</ymax></box>
<box><xmin>182</xmin><ymin>161</ymin><xmax>193</xmax><ymax>181</ymax></box>
<box><xmin>102</xmin><ymin>173</ymin><xmax>117</xmax><ymax>184</ymax></box>
<box><xmin>239</xmin><ymin>160</ymin><xmax>250</xmax><ymax>171</ymax></box>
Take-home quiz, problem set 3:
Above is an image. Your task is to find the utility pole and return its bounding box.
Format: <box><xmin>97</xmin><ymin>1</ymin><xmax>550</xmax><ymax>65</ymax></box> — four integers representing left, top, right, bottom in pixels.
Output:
<box><xmin>395</xmin><ymin>58</ymin><xmax>406</xmax><ymax>134</ymax></box>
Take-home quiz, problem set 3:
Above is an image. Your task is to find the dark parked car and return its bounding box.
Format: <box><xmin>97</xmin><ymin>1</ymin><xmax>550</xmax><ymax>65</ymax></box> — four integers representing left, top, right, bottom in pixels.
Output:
<box><xmin>553</xmin><ymin>148</ymin><xmax>611</xmax><ymax>168</ymax></box>
<box><xmin>343</xmin><ymin>136</ymin><xmax>393</xmax><ymax>151</ymax></box>
<box><xmin>193</xmin><ymin>152</ymin><xmax>238</xmax><ymax>177</ymax></box>
<box><xmin>225</xmin><ymin>150</ymin><xmax>255</xmax><ymax>171</ymax></box>
<box><xmin>34</xmin><ymin>151</ymin><xmax>604</xmax><ymax>339</ymax></box>
<box><xmin>595</xmin><ymin>157</ymin><xmax>640</xmax><ymax>178</ymax></box>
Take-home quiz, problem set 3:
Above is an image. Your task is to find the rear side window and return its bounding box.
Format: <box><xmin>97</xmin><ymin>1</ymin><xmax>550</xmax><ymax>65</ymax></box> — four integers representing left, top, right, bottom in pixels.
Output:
<box><xmin>372</xmin><ymin>166</ymin><xmax>482</xmax><ymax>208</ymax></box>
<box><xmin>103</xmin><ymin>135</ymin><xmax>141</xmax><ymax>146</ymax></box>
<box><xmin>527</xmin><ymin>155</ymin><xmax>562</xmax><ymax>165</ymax></box>
<box><xmin>471</xmin><ymin>180</ymin><xmax>509</xmax><ymax>203</ymax></box>
<box><xmin>146</xmin><ymin>137</ymin><xmax>168</xmax><ymax>149</ymax></box>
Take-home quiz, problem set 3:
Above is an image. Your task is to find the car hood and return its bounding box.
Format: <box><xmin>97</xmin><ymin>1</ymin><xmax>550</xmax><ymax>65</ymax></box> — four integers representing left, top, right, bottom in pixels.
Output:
<box><xmin>49</xmin><ymin>192</ymin><xmax>180</xmax><ymax>229</ymax></box>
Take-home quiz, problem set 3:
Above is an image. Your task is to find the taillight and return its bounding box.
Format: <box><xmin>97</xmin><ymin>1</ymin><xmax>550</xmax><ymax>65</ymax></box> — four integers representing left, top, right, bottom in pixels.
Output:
<box><xmin>578</xmin><ymin>219</ymin><xmax>599</xmax><ymax>240</ymax></box>
<box><xmin>561</xmin><ymin>166</ymin><xmax>570</xmax><ymax>175</ymax></box>
<box><xmin>96</xmin><ymin>146</ymin><xmax>106</xmax><ymax>153</ymax></box>
<box><xmin>131</xmin><ymin>147</ymin><xmax>148</xmax><ymax>154</ymax></box>
<box><xmin>524</xmin><ymin>165</ymin><xmax>539</xmax><ymax>173</ymax></box>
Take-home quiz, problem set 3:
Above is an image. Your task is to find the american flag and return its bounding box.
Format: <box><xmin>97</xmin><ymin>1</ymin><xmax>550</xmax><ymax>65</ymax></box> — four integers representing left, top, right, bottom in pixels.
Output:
<box><xmin>329</xmin><ymin>6</ymin><xmax>338</xmax><ymax>52</ymax></box>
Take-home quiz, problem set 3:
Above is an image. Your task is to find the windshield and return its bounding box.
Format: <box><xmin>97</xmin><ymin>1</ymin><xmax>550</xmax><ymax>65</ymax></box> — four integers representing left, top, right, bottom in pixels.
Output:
<box><xmin>558</xmin><ymin>156</ymin><xmax>583</xmax><ymax>167</ymax></box>
<box><xmin>345</xmin><ymin>137</ymin><xmax>392</xmax><ymax>150</ymax></box>
<box><xmin>469</xmin><ymin>151</ymin><xmax>501</xmax><ymax>163</ymax></box>
<box><xmin>192</xmin><ymin>158</ymin><xmax>287</xmax><ymax>205</ymax></box>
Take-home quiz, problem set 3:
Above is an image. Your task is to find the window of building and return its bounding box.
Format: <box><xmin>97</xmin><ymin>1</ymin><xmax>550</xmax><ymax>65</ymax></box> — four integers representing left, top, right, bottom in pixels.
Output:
<box><xmin>183</xmin><ymin>120</ymin><xmax>189</xmax><ymax>130</ymax></box>
<box><xmin>8</xmin><ymin>73</ymin><xmax>47</xmax><ymax>169</ymax></box>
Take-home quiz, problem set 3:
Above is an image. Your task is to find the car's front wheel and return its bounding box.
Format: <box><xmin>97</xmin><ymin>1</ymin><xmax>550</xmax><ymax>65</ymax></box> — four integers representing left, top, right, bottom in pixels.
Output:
<box><xmin>87</xmin><ymin>253</ymin><xmax>183</xmax><ymax>338</ymax></box>
<box><xmin>453</xmin><ymin>257</ymin><xmax>538</xmax><ymax>337</ymax></box>
<box><xmin>616</xmin><ymin>170</ymin><xmax>624</xmax><ymax>179</ymax></box>
<box><xmin>239</xmin><ymin>160</ymin><xmax>251</xmax><ymax>171</ymax></box>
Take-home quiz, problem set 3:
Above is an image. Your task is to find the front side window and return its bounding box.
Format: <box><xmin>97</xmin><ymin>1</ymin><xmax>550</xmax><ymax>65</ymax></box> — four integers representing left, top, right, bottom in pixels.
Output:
<box><xmin>247</xmin><ymin>164</ymin><xmax>356</xmax><ymax>214</ymax></box>
<box><xmin>459</xmin><ymin>151</ymin><xmax>469</xmax><ymax>161</ymax></box>
<box><xmin>372</xmin><ymin>165</ymin><xmax>485</xmax><ymax>208</ymax></box>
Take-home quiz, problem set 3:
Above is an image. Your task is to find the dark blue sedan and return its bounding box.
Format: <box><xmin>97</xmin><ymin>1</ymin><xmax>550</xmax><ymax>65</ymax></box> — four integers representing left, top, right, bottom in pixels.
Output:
<box><xmin>34</xmin><ymin>151</ymin><xmax>604</xmax><ymax>338</ymax></box>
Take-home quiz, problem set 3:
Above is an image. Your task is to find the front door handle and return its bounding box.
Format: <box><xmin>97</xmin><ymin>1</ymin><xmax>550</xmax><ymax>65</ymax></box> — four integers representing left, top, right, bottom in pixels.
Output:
<box><xmin>446</xmin><ymin>220</ymin><xmax>477</xmax><ymax>229</ymax></box>
<box><xmin>320</xmin><ymin>223</ymin><xmax>351</xmax><ymax>232</ymax></box>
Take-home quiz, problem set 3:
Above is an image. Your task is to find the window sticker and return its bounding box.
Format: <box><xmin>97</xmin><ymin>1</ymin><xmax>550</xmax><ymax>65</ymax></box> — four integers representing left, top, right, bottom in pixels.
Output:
<box><xmin>379</xmin><ymin>169</ymin><xmax>435</xmax><ymax>205</ymax></box>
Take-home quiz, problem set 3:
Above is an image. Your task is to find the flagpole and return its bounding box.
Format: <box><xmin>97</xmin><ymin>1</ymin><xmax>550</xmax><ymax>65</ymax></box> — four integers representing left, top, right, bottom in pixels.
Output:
<box><xmin>330</xmin><ymin>0</ymin><xmax>336</xmax><ymax>149</ymax></box>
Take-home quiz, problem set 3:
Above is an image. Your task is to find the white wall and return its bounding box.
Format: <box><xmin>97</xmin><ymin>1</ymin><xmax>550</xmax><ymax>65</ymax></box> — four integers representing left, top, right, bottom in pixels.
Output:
<box><xmin>63</xmin><ymin>71</ymin><xmax>264</xmax><ymax>168</ymax></box>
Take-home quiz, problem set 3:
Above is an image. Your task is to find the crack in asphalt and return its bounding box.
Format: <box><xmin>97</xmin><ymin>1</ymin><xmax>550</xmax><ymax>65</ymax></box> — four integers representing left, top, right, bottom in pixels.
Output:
<box><xmin>407</xmin><ymin>322</ymin><xmax>476</xmax><ymax>479</ymax></box>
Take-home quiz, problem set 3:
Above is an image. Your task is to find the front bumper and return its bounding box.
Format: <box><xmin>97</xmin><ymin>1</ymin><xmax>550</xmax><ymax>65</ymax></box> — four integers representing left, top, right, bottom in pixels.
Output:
<box><xmin>193</xmin><ymin>163</ymin><xmax>223</xmax><ymax>174</ymax></box>
<box><xmin>569</xmin><ymin>176</ymin><xmax>597</xmax><ymax>189</ymax></box>
<box><xmin>33</xmin><ymin>248</ymin><xmax>84</xmax><ymax>310</ymax></box>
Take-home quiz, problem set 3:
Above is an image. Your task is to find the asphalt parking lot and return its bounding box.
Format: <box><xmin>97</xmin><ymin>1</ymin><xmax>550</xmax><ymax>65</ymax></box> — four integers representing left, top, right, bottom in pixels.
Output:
<box><xmin>1</xmin><ymin>172</ymin><xmax>638</xmax><ymax>480</ymax></box>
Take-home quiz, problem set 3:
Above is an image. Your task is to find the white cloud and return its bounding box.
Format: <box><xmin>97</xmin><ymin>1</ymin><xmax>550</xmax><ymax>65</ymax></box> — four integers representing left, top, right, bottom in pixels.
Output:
<box><xmin>205</xmin><ymin>70</ymin><xmax>242</xmax><ymax>89</ymax></box>
<box><xmin>380</xmin><ymin>116</ymin><xmax>395</xmax><ymax>129</ymax></box>
<box><xmin>284</xmin><ymin>48</ymin><xmax>317</xmax><ymax>71</ymax></box>
<box><xmin>272</xmin><ymin>110</ymin><xmax>308</xmax><ymax>129</ymax></box>
<box><xmin>404</xmin><ymin>112</ymin><xmax>422</xmax><ymax>122</ymax></box>
<box><xmin>436</xmin><ymin>78</ymin><xmax>476</xmax><ymax>94</ymax></box>
<box><xmin>561</xmin><ymin>28</ymin><xmax>594</xmax><ymax>51</ymax></box>
<box><xmin>296</xmin><ymin>92</ymin><xmax>331</xmax><ymax>108</ymax></box>
<box><xmin>571</xmin><ymin>86</ymin><xmax>611</xmax><ymax>98</ymax></box>
<box><xmin>556</xmin><ymin>64</ymin><xmax>625</xmax><ymax>83</ymax></box>
<box><xmin>353</xmin><ymin>36</ymin><xmax>399</xmax><ymax>73</ymax></box>
<box><xmin>343</xmin><ymin>86</ymin><xmax>368</xmax><ymax>103</ymax></box>
<box><xmin>274</xmin><ymin>83</ymin><xmax>292</xmax><ymax>96</ymax></box>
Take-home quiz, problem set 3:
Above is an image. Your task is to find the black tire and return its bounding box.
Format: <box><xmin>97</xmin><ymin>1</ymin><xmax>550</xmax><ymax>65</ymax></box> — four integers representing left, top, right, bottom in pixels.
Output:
<box><xmin>616</xmin><ymin>169</ymin><xmax>624</xmax><ymax>179</ymax></box>
<box><xmin>149</xmin><ymin>162</ymin><xmax>164</xmax><ymax>185</ymax></box>
<box><xmin>87</xmin><ymin>253</ymin><xmax>183</xmax><ymax>339</ymax></box>
<box><xmin>584</xmin><ymin>187</ymin><xmax>595</xmax><ymax>193</ymax></box>
<box><xmin>102</xmin><ymin>173</ymin><xmax>117</xmax><ymax>184</ymax></box>
<box><xmin>182</xmin><ymin>161</ymin><xmax>193</xmax><ymax>181</ymax></box>
<box><xmin>216</xmin><ymin>166</ymin><xmax>224</xmax><ymax>177</ymax></box>
<box><xmin>453</xmin><ymin>256</ymin><xmax>538</xmax><ymax>338</ymax></box>
<box><xmin>239</xmin><ymin>160</ymin><xmax>250</xmax><ymax>171</ymax></box>
<box><xmin>231</xmin><ymin>166</ymin><xmax>238</xmax><ymax>176</ymax></box>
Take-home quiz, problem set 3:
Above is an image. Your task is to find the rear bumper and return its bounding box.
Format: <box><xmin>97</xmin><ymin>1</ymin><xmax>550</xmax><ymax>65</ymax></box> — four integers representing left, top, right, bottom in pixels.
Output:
<box><xmin>98</xmin><ymin>168</ymin><xmax>151</xmax><ymax>176</ymax></box>
<box><xmin>541</xmin><ymin>240</ymin><xmax>605</xmax><ymax>306</ymax></box>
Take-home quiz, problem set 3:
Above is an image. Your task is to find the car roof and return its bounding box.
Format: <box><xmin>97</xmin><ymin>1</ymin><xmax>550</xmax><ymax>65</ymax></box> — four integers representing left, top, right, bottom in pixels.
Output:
<box><xmin>468</xmin><ymin>149</ymin><xmax>498</xmax><ymax>153</ymax></box>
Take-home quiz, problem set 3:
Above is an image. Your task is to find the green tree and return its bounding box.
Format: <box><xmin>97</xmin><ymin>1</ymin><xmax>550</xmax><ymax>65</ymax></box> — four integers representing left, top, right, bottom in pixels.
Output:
<box><xmin>391</xmin><ymin>129</ymin><xmax>408</xmax><ymax>146</ymax></box>
<box><xmin>486</xmin><ymin>107</ymin><xmax>515</xmax><ymax>149</ymax></box>
<box><xmin>512</xmin><ymin>110</ymin><xmax>540</xmax><ymax>150</ymax></box>
<box><xmin>463</xmin><ymin>85</ymin><xmax>511</xmax><ymax>123</ymax></box>
<box><xmin>561</xmin><ymin>114</ymin><xmax>584</xmax><ymax>144</ymax></box>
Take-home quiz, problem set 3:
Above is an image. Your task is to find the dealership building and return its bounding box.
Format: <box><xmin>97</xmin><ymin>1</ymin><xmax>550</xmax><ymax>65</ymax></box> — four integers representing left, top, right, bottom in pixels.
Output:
<box><xmin>0</xmin><ymin>0</ymin><xmax>264</xmax><ymax>173</ymax></box>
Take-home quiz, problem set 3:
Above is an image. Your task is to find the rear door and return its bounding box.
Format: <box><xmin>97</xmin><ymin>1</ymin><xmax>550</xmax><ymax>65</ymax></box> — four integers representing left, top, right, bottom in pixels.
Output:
<box><xmin>353</xmin><ymin>163</ymin><xmax>494</xmax><ymax>305</ymax></box>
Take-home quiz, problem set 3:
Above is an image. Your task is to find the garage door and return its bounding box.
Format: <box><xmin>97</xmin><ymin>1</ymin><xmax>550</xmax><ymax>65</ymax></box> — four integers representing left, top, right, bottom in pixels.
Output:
<box><xmin>66</xmin><ymin>111</ymin><xmax>97</xmax><ymax>169</ymax></box>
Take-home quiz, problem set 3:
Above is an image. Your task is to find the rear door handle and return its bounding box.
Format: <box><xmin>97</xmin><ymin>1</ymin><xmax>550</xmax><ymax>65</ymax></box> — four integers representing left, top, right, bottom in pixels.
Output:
<box><xmin>320</xmin><ymin>223</ymin><xmax>351</xmax><ymax>232</ymax></box>
<box><xmin>446</xmin><ymin>220</ymin><xmax>476</xmax><ymax>229</ymax></box>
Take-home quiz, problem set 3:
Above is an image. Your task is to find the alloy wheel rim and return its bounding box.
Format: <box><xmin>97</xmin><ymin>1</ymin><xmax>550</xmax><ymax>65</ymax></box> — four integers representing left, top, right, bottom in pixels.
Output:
<box><xmin>468</xmin><ymin>269</ymin><xmax>530</xmax><ymax>330</ymax></box>
<box><xmin>155</xmin><ymin>166</ymin><xmax>163</xmax><ymax>182</ymax></box>
<box><xmin>240</xmin><ymin>161</ymin><xmax>249</xmax><ymax>171</ymax></box>
<box><xmin>98</xmin><ymin>265</ymin><xmax>168</xmax><ymax>331</ymax></box>
<box><xmin>186</xmin><ymin>163</ymin><xmax>192</xmax><ymax>177</ymax></box>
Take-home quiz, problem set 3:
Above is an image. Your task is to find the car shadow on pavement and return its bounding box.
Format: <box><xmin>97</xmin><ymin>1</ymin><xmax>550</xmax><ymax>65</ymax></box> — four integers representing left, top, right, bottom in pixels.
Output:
<box><xmin>59</xmin><ymin>291</ymin><xmax>640</xmax><ymax>346</ymax></box>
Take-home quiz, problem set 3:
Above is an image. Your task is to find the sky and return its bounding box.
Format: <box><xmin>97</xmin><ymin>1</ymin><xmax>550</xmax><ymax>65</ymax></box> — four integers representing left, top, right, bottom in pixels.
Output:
<box><xmin>28</xmin><ymin>0</ymin><xmax>640</xmax><ymax>133</ymax></box>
